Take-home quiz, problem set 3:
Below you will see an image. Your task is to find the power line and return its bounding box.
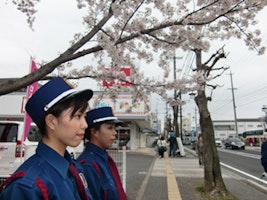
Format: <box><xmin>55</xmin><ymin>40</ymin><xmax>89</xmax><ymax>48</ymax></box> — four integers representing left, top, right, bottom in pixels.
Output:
<box><xmin>210</xmin><ymin>80</ymin><xmax>267</xmax><ymax>112</ymax></box>
<box><xmin>236</xmin><ymin>86</ymin><xmax>267</xmax><ymax>101</ymax></box>
<box><xmin>238</xmin><ymin>94</ymin><xmax>267</xmax><ymax>107</ymax></box>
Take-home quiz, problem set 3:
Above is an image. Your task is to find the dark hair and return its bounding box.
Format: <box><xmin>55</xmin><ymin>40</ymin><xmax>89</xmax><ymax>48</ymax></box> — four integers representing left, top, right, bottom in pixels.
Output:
<box><xmin>38</xmin><ymin>96</ymin><xmax>89</xmax><ymax>137</ymax></box>
<box><xmin>84</xmin><ymin>121</ymin><xmax>115</xmax><ymax>141</ymax></box>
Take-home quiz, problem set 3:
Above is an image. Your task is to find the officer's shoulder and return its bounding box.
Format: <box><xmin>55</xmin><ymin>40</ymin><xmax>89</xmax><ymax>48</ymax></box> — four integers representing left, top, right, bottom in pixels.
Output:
<box><xmin>0</xmin><ymin>156</ymin><xmax>50</xmax><ymax>198</ymax></box>
<box><xmin>9</xmin><ymin>156</ymin><xmax>45</xmax><ymax>187</ymax></box>
<box><xmin>78</xmin><ymin>151</ymin><xmax>98</xmax><ymax>164</ymax></box>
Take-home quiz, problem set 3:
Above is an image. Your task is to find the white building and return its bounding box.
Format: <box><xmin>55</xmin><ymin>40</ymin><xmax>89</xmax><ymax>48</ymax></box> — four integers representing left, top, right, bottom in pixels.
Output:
<box><xmin>0</xmin><ymin>87</ymin><xmax>153</xmax><ymax>151</ymax></box>
<box><xmin>212</xmin><ymin>118</ymin><xmax>264</xmax><ymax>140</ymax></box>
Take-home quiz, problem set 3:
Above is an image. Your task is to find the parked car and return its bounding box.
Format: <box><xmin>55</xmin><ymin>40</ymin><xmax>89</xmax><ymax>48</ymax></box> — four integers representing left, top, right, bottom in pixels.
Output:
<box><xmin>183</xmin><ymin>137</ymin><xmax>191</xmax><ymax>145</ymax></box>
<box><xmin>215</xmin><ymin>138</ymin><xmax>223</xmax><ymax>147</ymax></box>
<box><xmin>224</xmin><ymin>137</ymin><xmax>245</xmax><ymax>150</ymax></box>
<box><xmin>0</xmin><ymin>121</ymin><xmax>40</xmax><ymax>184</ymax></box>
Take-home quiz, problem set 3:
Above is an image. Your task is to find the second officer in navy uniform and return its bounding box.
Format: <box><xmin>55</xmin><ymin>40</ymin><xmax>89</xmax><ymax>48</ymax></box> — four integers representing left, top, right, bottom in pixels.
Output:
<box><xmin>77</xmin><ymin>106</ymin><xmax>127</xmax><ymax>200</ymax></box>
<box><xmin>0</xmin><ymin>77</ymin><xmax>94</xmax><ymax>200</ymax></box>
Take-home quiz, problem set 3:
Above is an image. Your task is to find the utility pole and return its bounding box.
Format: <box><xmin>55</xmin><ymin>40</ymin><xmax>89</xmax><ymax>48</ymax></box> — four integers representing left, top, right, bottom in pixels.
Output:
<box><xmin>229</xmin><ymin>71</ymin><xmax>238</xmax><ymax>137</ymax></box>
<box><xmin>173</xmin><ymin>53</ymin><xmax>179</xmax><ymax>138</ymax></box>
<box><xmin>173</xmin><ymin>51</ymin><xmax>183</xmax><ymax>138</ymax></box>
<box><xmin>179</xmin><ymin>92</ymin><xmax>183</xmax><ymax>141</ymax></box>
<box><xmin>194</xmin><ymin>107</ymin><xmax>198</xmax><ymax>136</ymax></box>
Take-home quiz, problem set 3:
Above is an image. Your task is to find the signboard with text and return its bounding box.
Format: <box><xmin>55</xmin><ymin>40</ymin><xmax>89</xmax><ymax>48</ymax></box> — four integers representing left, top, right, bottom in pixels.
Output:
<box><xmin>102</xmin><ymin>68</ymin><xmax>131</xmax><ymax>87</ymax></box>
<box><xmin>89</xmin><ymin>94</ymin><xmax>148</xmax><ymax>117</ymax></box>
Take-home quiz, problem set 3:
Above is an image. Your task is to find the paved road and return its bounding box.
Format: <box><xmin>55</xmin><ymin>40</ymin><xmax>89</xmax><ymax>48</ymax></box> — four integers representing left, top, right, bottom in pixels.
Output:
<box><xmin>218</xmin><ymin>148</ymin><xmax>263</xmax><ymax>178</ymax></box>
<box><xmin>126</xmin><ymin>147</ymin><xmax>267</xmax><ymax>200</ymax></box>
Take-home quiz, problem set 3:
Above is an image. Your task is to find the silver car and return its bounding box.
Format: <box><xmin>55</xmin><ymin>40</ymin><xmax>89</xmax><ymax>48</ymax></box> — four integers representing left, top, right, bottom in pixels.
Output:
<box><xmin>224</xmin><ymin>137</ymin><xmax>245</xmax><ymax>150</ymax></box>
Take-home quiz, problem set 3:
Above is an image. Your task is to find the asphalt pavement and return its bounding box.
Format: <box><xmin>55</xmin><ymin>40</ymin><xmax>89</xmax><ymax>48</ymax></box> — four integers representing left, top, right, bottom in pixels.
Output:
<box><xmin>126</xmin><ymin>146</ymin><xmax>267</xmax><ymax>200</ymax></box>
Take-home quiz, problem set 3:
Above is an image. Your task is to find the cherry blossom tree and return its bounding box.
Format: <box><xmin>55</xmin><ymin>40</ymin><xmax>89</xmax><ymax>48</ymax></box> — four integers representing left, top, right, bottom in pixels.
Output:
<box><xmin>0</xmin><ymin>0</ymin><xmax>265</xmax><ymax>98</ymax></box>
<box><xmin>1</xmin><ymin>0</ymin><xmax>267</xmax><ymax>196</ymax></box>
<box><xmin>194</xmin><ymin>47</ymin><xmax>229</xmax><ymax>195</ymax></box>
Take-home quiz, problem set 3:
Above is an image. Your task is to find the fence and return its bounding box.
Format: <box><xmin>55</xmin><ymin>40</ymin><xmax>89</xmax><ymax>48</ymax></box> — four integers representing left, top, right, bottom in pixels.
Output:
<box><xmin>0</xmin><ymin>175</ymin><xmax>9</xmax><ymax>186</ymax></box>
<box><xmin>0</xmin><ymin>145</ymin><xmax>127</xmax><ymax>192</ymax></box>
<box><xmin>107</xmin><ymin>146</ymin><xmax>127</xmax><ymax>191</ymax></box>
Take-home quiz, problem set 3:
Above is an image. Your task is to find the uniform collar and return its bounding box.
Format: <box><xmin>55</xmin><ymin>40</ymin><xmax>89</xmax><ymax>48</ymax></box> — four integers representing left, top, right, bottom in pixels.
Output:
<box><xmin>85</xmin><ymin>142</ymin><xmax>108</xmax><ymax>160</ymax></box>
<box><xmin>36</xmin><ymin>141</ymin><xmax>72</xmax><ymax>178</ymax></box>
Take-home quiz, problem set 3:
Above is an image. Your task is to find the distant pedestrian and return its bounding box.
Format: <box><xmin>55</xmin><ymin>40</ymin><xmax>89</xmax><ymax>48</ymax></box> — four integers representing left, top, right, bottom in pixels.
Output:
<box><xmin>196</xmin><ymin>134</ymin><xmax>204</xmax><ymax>166</ymax></box>
<box><xmin>261</xmin><ymin>138</ymin><xmax>267</xmax><ymax>177</ymax></box>
<box><xmin>157</xmin><ymin>135</ymin><xmax>167</xmax><ymax>158</ymax></box>
<box><xmin>0</xmin><ymin>77</ymin><xmax>93</xmax><ymax>200</ymax></box>
<box><xmin>77</xmin><ymin>106</ymin><xmax>127</xmax><ymax>200</ymax></box>
<box><xmin>168</xmin><ymin>132</ymin><xmax>178</xmax><ymax>157</ymax></box>
<box><xmin>248</xmin><ymin>137</ymin><xmax>253</xmax><ymax>146</ymax></box>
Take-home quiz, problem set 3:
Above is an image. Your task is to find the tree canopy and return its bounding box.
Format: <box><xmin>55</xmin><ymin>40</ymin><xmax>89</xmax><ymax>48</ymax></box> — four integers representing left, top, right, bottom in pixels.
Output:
<box><xmin>1</xmin><ymin>0</ymin><xmax>266</xmax><ymax>106</ymax></box>
<box><xmin>1</xmin><ymin>1</ymin><xmax>267</xmax><ymax>196</ymax></box>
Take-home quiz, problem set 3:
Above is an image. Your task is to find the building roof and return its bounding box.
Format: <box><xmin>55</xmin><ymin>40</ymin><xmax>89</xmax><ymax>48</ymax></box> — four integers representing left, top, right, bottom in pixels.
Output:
<box><xmin>213</xmin><ymin>118</ymin><xmax>262</xmax><ymax>123</ymax></box>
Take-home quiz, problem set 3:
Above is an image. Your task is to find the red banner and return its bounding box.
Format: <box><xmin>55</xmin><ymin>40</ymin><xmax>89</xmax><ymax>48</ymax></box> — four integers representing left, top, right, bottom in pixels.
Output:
<box><xmin>102</xmin><ymin>68</ymin><xmax>131</xmax><ymax>87</ymax></box>
<box><xmin>23</xmin><ymin>60</ymin><xmax>38</xmax><ymax>141</ymax></box>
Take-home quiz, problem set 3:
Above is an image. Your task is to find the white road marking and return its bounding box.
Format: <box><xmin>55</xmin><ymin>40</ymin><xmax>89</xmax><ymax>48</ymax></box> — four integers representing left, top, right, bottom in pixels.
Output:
<box><xmin>218</xmin><ymin>148</ymin><xmax>260</xmax><ymax>159</ymax></box>
<box><xmin>220</xmin><ymin>162</ymin><xmax>267</xmax><ymax>186</ymax></box>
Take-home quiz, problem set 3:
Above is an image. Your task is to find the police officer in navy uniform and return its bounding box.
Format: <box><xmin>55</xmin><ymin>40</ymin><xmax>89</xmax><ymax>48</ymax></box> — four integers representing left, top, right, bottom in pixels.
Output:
<box><xmin>261</xmin><ymin>137</ymin><xmax>267</xmax><ymax>177</ymax></box>
<box><xmin>77</xmin><ymin>106</ymin><xmax>127</xmax><ymax>200</ymax></box>
<box><xmin>0</xmin><ymin>77</ymin><xmax>93</xmax><ymax>200</ymax></box>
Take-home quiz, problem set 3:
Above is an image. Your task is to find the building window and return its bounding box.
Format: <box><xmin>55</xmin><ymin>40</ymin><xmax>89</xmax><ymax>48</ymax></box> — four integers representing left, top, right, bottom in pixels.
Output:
<box><xmin>214</xmin><ymin>125</ymin><xmax>234</xmax><ymax>131</ymax></box>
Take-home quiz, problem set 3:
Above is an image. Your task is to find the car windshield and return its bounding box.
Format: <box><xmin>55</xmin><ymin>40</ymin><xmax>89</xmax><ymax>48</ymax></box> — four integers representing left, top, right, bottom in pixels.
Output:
<box><xmin>230</xmin><ymin>138</ymin><xmax>242</xmax><ymax>142</ymax></box>
<box><xmin>0</xmin><ymin>123</ymin><xmax>18</xmax><ymax>142</ymax></box>
<box><xmin>27</xmin><ymin>126</ymin><xmax>41</xmax><ymax>142</ymax></box>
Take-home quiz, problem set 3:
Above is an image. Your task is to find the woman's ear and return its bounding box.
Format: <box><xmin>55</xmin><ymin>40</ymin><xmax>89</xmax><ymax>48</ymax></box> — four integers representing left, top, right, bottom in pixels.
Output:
<box><xmin>90</xmin><ymin>128</ymin><xmax>100</xmax><ymax>141</ymax></box>
<box><xmin>45</xmin><ymin>114</ymin><xmax>57</xmax><ymax>130</ymax></box>
<box><xmin>90</xmin><ymin>128</ymin><xmax>97</xmax><ymax>136</ymax></box>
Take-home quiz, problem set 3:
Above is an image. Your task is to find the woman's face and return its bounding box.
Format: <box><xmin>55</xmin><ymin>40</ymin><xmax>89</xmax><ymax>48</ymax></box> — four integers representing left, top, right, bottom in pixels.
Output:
<box><xmin>45</xmin><ymin>107</ymin><xmax>88</xmax><ymax>155</ymax></box>
<box><xmin>92</xmin><ymin>123</ymin><xmax>117</xmax><ymax>150</ymax></box>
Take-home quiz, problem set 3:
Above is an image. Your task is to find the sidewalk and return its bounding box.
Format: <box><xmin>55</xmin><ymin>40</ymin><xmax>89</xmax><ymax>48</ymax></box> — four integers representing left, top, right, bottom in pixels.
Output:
<box><xmin>133</xmin><ymin>147</ymin><xmax>267</xmax><ymax>200</ymax></box>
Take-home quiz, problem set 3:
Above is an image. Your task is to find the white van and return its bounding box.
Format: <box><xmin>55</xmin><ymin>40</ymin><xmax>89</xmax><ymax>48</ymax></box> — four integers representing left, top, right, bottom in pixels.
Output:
<box><xmin>0</xmin><ymin>120</ymin><xmax>86</xmax><ymax>181</ymax></box>
<box><xmin>0</xmin><ymin>121</ymin><xmax>40</xmax><ymax>184</ymax></box>
<box><xmin>0</xmin><ymin>120</ymin><xmax>85</xmax><ymax>184</ymax></box>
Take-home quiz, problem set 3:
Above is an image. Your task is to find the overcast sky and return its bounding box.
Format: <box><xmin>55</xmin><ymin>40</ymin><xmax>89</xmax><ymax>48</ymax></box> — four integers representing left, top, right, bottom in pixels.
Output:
<box><xmin>0</xmin><ymin>1</ymin><xmax>267</xmax><ymax>123</ymax></box>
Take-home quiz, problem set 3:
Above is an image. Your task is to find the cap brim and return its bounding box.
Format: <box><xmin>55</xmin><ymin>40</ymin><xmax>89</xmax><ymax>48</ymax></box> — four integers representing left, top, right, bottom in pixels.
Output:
<box><xmin>113</xmin><ymin>119</ymin><xmax>124</xmax><ymax>126</ymax></box>
<box><xmin>64</xmin><ymin>89</ymin><xmax>93</xmax><ymax>102</ymax></box>
<box><xmin>99</xmin><ymin>119</ymin><xmax>124</xmax><ymax>127</ymax></box>
<box><xmin>44</xmin><ymin>89</ymin><xmax>93</xmax><ymax>112</ymax></box>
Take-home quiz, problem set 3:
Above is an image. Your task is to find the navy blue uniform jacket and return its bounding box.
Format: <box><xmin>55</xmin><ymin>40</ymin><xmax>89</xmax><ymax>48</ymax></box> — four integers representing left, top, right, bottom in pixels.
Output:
<box><xmin>0</xmin><ymin>141</ymin><xmax>92</xmax><ymax>200</ymax></box>
<box><xmin>77</xmin><ymin>142</ymin><xmax>119</xmax><ymax>200</ymax></box>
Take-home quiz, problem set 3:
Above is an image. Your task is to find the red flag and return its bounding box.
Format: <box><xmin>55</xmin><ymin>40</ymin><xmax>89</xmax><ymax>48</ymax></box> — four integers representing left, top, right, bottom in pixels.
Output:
<box><xmin>23</xmin><ymin>60</ymin><xmax>38</xmax><ymax>141</ymax></box>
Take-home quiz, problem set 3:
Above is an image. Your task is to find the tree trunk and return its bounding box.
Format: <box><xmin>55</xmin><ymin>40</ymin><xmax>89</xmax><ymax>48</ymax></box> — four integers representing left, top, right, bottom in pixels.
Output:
<box><xmin>195</xmin><ymin>90</ymin><xmax>227</xmax><ymax>195</ymax></box>
<box><xmin>173</xmin><ymin>105</ymin><xmax>179</xmax><ymax>137</ymax></box>
<box><xmin>194</xmin><ymin>49</ymin><xmax>227</xmax><ymax>196</ymax></box>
